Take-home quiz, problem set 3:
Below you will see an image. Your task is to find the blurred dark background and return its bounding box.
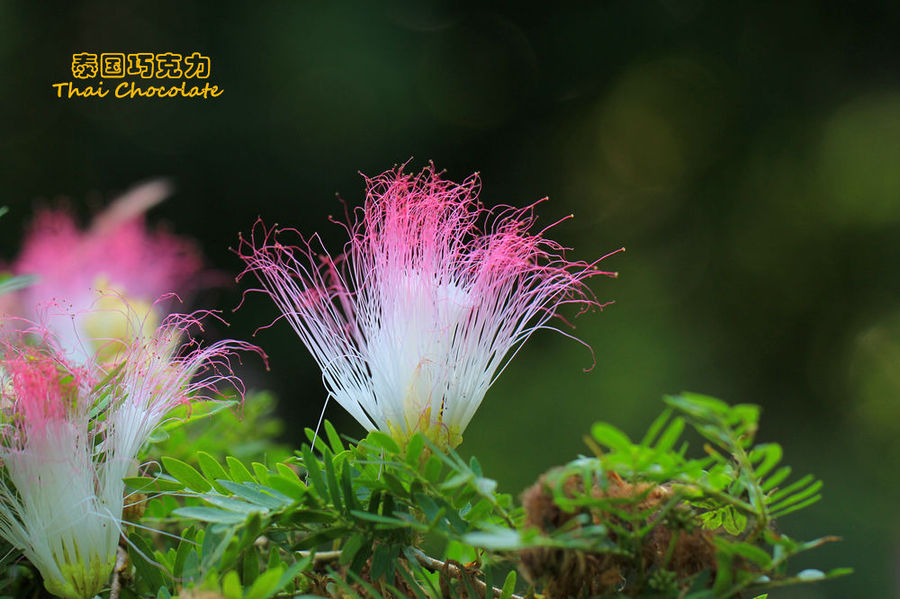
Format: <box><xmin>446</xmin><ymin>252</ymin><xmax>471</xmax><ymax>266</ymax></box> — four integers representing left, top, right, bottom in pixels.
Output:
<box><xmin>1</xmin><ymin>1</ymin><xmax>898</xmax><ymax>596</ymax></box>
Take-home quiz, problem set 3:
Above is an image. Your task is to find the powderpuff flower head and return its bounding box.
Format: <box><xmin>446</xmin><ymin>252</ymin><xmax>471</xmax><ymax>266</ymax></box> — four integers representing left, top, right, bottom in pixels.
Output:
<box><xmin>0</xmin><ymin>311</ymin><xmax>260</xmax><ymax>599</ymax></box>
<box><xmin>9</xmin><ymin>180</ymin><xmax>203</xmax><ymax>363</ymax></box>
<box><xmin>0</xmin><ymin>349</ymin><xmax>108</xmax><ymax>599</ymax></box>
<box><xmin>238</xmin><ymin>165</ymin><xmax>620</xmax><ymax>448</ymax></box>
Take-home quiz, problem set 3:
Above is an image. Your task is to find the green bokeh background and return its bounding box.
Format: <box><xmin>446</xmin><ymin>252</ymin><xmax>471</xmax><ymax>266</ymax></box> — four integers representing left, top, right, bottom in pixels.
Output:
<box><xmin>1</xmin><ymin>2</ymin><xmax>898</xmax><ymax>596</ymax></box>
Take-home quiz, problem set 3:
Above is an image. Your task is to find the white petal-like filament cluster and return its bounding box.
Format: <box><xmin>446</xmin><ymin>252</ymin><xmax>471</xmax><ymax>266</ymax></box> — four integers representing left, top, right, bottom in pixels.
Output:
<box><xmin>0</xmin><ymin>312</ymin><xmax>259</xmax><ymax>598</ymax></box>
<box><xmin>0</xmin><ymin>352</ymin><xmax>116</xmax><ymax>599</ymax></box>
<box><xmin>239</xmin><ymin>166</ymin><xmax>618</xmax><ymax>447</ymax></box>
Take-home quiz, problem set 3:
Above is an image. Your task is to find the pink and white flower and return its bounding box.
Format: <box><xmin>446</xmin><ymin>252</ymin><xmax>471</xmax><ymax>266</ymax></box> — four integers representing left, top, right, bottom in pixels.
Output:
<box><xmin>0</xmin><ymin>347</ymin><xmax>111</xmax><ymax>599</ymax></box>
<box><xmin>238</xmin><ymin>166</ymin><xmax>620</xmax><ymax>448</ymax></box>
<box><xmin>8</xmin><ymin>180</ymin><xmax>203</xmax><ymax>363</ymax></box>
<box><xmin>0</xmin><ymin>312</ymin><xmax>260</xmax><ymax>599</ymax></box>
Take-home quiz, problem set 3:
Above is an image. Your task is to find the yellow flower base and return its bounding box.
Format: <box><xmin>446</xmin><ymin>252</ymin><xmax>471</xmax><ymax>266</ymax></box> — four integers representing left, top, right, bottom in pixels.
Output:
<box><xmin>43</xmin><ymin>550</ymin><xmax>115</xmax><ymax>599</ymax></box>
<box><xmin>387</xmin><ymin>404</ymin><xmax>462</xmax><ymax>450</ymax></box>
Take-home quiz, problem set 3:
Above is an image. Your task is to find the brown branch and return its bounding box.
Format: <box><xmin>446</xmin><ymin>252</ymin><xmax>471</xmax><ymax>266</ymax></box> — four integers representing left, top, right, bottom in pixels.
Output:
<box><xmin>109</xmin><ymin>544</ymin><xmax>130</xmax><ymax>599</ymax></box>
<box><xmin>412</xmin><ymin>548</ymin><xmax>524</xmax><ymax>599</ymax></box>
<box><xmin>298</xmin><ymin>547</ymin><xmax>523</xmax><ymax>598</ymax></box>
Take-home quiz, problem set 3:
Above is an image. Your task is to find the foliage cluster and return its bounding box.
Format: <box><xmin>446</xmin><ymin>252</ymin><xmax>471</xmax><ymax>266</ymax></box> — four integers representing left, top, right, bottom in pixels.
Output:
<box><xmin>0</xmin><ymin>392</ymin><xmax>847</xmax><ymax>599</ymax></box>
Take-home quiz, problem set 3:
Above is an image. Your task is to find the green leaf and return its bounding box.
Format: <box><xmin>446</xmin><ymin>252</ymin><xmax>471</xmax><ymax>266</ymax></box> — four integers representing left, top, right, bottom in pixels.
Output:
<box><xmin>770</xmin><ymin>493</ymin><xmax>822</xmax><ymax>519</ymax></box>
<box><xmin>826</xmin><ymin>567</ymin><xmax>854</xmax><ymax>578</ymax></box>
<box><xmin>265</xmin><ymin>545</ymin><xmax>280</xmax><ymax>571</ymax></box>
<box><xmin>769</xmin><ymin>479</ymin><xmax>823</xmax><ymax>513</ymax></box>
<box><xmin>293</xmin><ymin>527</ymin><xmax>355</xmax><ymax>550</ymax></box>
<box><xmin>252</xmin><ymin>462</ymin><xmax>271</xmax><ymax>485</ymax></box>
<box><xmin>405</xmin><ymin>433</ymin><xmax>425</xmax><ymax>466</ymax></box>
<box><xmin>162</xmin><ymin>457</ymin><xmax>212</xmax><ymax>492</ymax></box>
<box><xmin>414</xmin><ymin>493</ymin><xmax>441</xmax><ymax>524</ymax></box>
<box><xmin>124</xmin><ymin>475</ymin><xmax>184</xmax><ymax>493</ymax></box>
<box><xmin>173</xmin><ymin>534</ymin><xmax>194</xmax><ymax>579</ymax></box>
<box><xmin>242</xmin><ymin>550</ymin><xmax>260</xmax><ymax>586</ymax></box>
<box><xmin>370</xmin><ymin>543</ymin><xmax>395</xmax><ymax>581</ymax></box>
<box><xmin>217</xmin><ymin>480</ymin><xmax>288</xmax><ymax>510</ymax></box>
<box><xmin>500</xmin><ymin>570</ymin><xmax>517</xmax><ymax>599</ymax></box>
<box><xmin>275</xmin><ymin>461</ymin><xmax>301</xmax><ymax>481</ymax></box>
<box><xmin>301</xmin><ymin>445</ymin><xmax>328</xmax><ymax>500</ymax></box>
<box><xmin>640</xmin><ymin>407</ymin><xmax>673</xmax><ymax>447</ymax></box>
<box><xmin>268</xmin><ymin>471</ymin><xmax>307</xmax><ymax>501</ymax></box>
<box><xmin>397</xmin><ymin>559</ymin><xmax>432</xmax><ymax>599</ymax></box>
<box><xmin>591</xmin><ymin>422</ymin><xmax>633</xmax><ymax>453</ymax></box>
<box><xmin>666</xmin><ymin>393</ymin><xmax>730</xmax><ymax>419</ymax></box>
<box><xmin>750</xmin><ymin>443</ymin><xmax>783</xmax><ymax>479</ymax></box>
<box><xmin>721</xmin><ymin>507</ymin><xmax>748</xmax><ymax>535</ymax></box>
<box><xmin>485</xmin><ymin>565</ymin><xmax>496</xmax><ymax>595</ymax></box>
<box><xmin>730</xmin><ymin>542</ymin><xmax>771</xmax><ymax>568</ymax></box>
<box><xmin>203</xmin><ymin>495</ymin><xmax>267</xmax><ymax>515</ymax></box>
<box><xmin>323</xmin><ymin>448</ymin><xmax>343</xmax><ymax>511</ymax></box>
<box><xmin>283</xmin><ymin>508</ymin><xmax>337</xmax><ymax>524</ymax></box>
<box><xmin>469</xmin><ymin>455</ymin><xmax>483</xmax><ymax>477</ymax></box>
<box><xmin>222</xmin><ymin>570</ymin><xmax>242</xmax><ymax>599</ymax></box>
<box><xmin>243</xmin><ymin>566</ymin><xmax>284</xmax><ymax>599</ymax></box>
<box><xmin>423</xmin><ymin>455</ymin><xmax>443</xmax><ymax>482</ymax></box>
<box><xmin>463</xmin><ymin>527</ymin><xmax>522</xmax><ymax>550</ymax></box>
<box><xmin>148</xmin><ymin>426</ymin><xmax>172</xmax><ymax>444</ymax></box>
<box><xmin>235</xmin><ymin>513</ymin><xmax>264</xmax><ymax>554</ymax></box>
<box><xmin>127</xmin><ymin>532</ymin><xmax>167</xmax><ymax>590</ymax></box>
<box><xmin>701</xmin><ymin>509</ymin><xmax>722</xmax><ymax>530</ymax></box>
<box><xmin>349</xmin><ymin>510</ymin><xmax>425</xmax><ymax>530</ymax></box>
<box><xmin>367</xmin><ymin>430</ymin><xmax>401</xmax><ymax>454</ymax></box>
<box><xmin>340</xmin><ymin>534</ymin><xmax>366</xmax><ymax>566</ymax></box>
<box><xmin>654</xmin><ymin>416</ymin><xmax>685</xmax><ymax>453</ymax></box>
<box><xmin>325</xmin><ymin>420</ymin><xmax>345</xmax><ymax>453</ymax></box>
<box><xmin>227</xmin><ymin>456</ymin><xmax>256</xmax><ymax>483</ymax></box>
<box><xmin>201</xmin><ymin>524</ymin><xmax>236</xmax><ymax>572</ymax></box>
<box><xmin>712</xmin><ymin>537</ymin><xmax>734</xmax><ymax>595</ymax></box>
<box><xmin>340</xmin><ymin>459</ymin><xmax>360</xmax><ymax>512</ymax></box>
<box><xmin>704</xmin><ymin>467</ymin><xmax>733</xmax><ymax>492</ymax></box>
<box><xmin>338</xmin><ymin>567</ymin><xmax>385</xmax><ymax>599</ymax></box>
<box><xmin>181</xmin><ymin>549</ymin><xmax>201</xmax><ymax>583</ymax></box>
<box><xmin>273</xmin><ymin>559</ymin><xmax>312</xmax><ymax>594</ymax></box>
<box><xmin>761</xmin><ymin>465</ymin><xmax>792</xmax><ymax>492</ymax></box>
<box><xmin>474</xmin><ymin>476</ymin><xmax>498</xmax><ymax>497</ymax></box>
<box><xmin>197</xmin><ymin>452</ymin><xmax>232</xmax><ymax>494</ymax></box>
<box><xmin>381</xmin><ymin>471</ymin><xmax>408</xmax><ymax>498</ymax></box>
<box><xmin>303</xmin><ymin>427</ymin><xmax>329</xmax><ymax>454</ymax></box>
<box><xmin>161</xmin><ymin>399</ymin><xmax>240</xmax><ymax>431</ymax></box>
<box><xmin>173</xmin><ymin>506</ymin><xmax>246</xmax><ymax>524</ymax></box>
<box><xmin>440</xmin><ymin>472</ymin><xmax>472</xmax><ymax>490</ymax></box>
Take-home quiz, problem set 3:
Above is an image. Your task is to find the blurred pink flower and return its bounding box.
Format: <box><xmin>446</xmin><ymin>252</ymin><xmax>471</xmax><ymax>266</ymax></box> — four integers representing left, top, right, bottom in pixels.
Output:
<box><xmin>0</xmin><ymin>312</ymin><xmax>261</xmax><ymax>599</ymax></box>
<box><xmin>9</xmin><ymin>181</ymin><xmax>203</xmax><ymax>362</ymax></box>
<box><xmin>238</xmin><ymin>165</ymin><xmax>620</xmax><ymax>448</ymax></box>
